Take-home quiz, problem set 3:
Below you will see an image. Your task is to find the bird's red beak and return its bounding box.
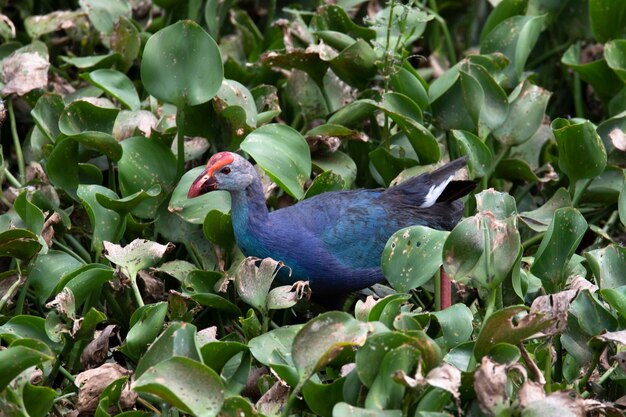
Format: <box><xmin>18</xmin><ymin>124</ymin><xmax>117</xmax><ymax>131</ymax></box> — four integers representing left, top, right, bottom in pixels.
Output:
<box><xmin>187</xmin><ymin>170</ymin><xmax>218</xmax><ymax>198</ymax></box>
<box><xmin>187</xmin><ymin>152</ymin><xmax>235</xmax><ymax>199</ymax></box>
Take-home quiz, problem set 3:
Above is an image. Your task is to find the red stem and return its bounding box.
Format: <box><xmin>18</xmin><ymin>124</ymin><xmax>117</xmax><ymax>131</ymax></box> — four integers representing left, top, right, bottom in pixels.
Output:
<box><xmin>440</xmin><ymin>266</ymin><xmax>452</xmax><ymax>309</ymax></box>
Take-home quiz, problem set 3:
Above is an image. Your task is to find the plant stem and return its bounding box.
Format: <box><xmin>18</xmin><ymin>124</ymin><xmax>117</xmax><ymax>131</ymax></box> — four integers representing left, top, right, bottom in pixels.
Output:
<box><xmin>483</xmin><ymin>287</ymin><xmax>497</xmax><ymax>324</ymax></box>
<box><xmin>0</xmin><ymin>273</ymin><xmax>25</xmax><ymax>312</ymax></box>
<box><xmin>130</xmin><ymin>274</ymin><xmax>145</xmax><ymax>308</ymax></box>
<box><xmin>571</xmin><ymin>178</ymin><xmax>592</xmax><ymax>207</ymax></box>
<box><xmin>424</xmin><ymin>0</ymin><xmax>457</xmax><ymax>64</ymax></box>
<box><xmin>573</xmin><ymin>72</ymin><xmax>584</xmax><ymax>119</ymax></box>
<box><xmin>553</xmin><ymin>336</ymin><xmax>562</xmax><ymax>383</ymax></box>
<box><xmin>581</xmin><ymin>362</ymin><xmax>619</xmax><ymax>399</ymax></box>
<box><xmin>8</xmin><ymin>98</ymin><xmax>25</xmax><ymax>184</ymax></box>
<box><xmin>521</xmin><ymin>232</ymin><xmax>545</xmax><ymax>249</ymax></box>
<box><xmin>3</xmin><ymin>167</ymin><xmax>22</xmax><ymax>188</ymax></box>
<box><xmin>434</xmin><ymin>268</ymin><xmax>441</xmax><ymax>311</ymax></box>
<box><xmin>65</xmin><ymin>235</ymin><xmax>91</xmax><ymax>263</ymax></box>
<box><xmin>282</xmin><ymin>388</ymin><xmax>300</xmax><ymax>417</ymax></box>
<box><xmin>176</xmin><ymin>106</ymin><xmax>186</xmax><ymax>181</ymax></box>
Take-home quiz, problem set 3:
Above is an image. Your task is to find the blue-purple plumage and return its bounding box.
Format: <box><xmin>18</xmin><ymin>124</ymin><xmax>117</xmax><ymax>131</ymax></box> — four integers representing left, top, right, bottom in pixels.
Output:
<box><xmin>188</xmin><ymin>153</ymin><xmax>473</xmax><ymax>293</ymax></box>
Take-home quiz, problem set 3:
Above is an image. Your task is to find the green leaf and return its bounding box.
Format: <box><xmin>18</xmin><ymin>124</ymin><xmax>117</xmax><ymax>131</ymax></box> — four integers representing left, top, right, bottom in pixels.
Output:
<box><xmin>305</xmin><ymin>171</ymin><xmax>344</xmax><ymax>199</ymax></box>
<box><xmin>241</xmin><ymin>124</ymin><xmax>311</xmax><ymax>200</ymax></box>
<box><xmin>0</xmin><ymin>228</ymin><xmax>42</xmax><ymax>259</ymax></box>
<box><xmin>292</xmin><ymin>311</ymin><xmax>368</xmax><ymax>389</ymax></box>
<box><xmin>103</xmin><ymin>239</ymin><xmax>173</xmax><ymax>282</ymax></box>
<box><xmin>78</xmin><ymin>185</ymin><xmax>126</xmax><ymax>253</ymax></box>
<box><xmin>118</xmin><ymin>136</ymin><xmax>177</xmax><ymax>218</ymax></box>
<box><xmin>0</xmin><ymin>315</ymin><xmax>62</xmax><ymax>353</ymax></box>
<box><xmin>96</xmin><ymin>184</ymin><xmax>161</xmax><ymax>214</ymax></box>
<box><xmin>141</xmin><ymin>20</ymin><xmax>223</xmax><ymax>106</ymax></box>
<box><xmin>365</xmin><ymin>345</ymin><xmax>417</xmax><ymax>410</ymax></box>
<box><xmin>0</xmin><ymin>345</ymin><xmax>53</xmax><ymax>391</ymax></box>
<box><xmin>200</xmin><ymin>341</ymin><xmax>248</xmax><ymax>374</ymax></box>
<box><xmin>561</xmin><ymin>43</ymin><xmax>623</xmax><ymax>101</ymax></box>
<box><xmin>13</xmin><ymin>191</ymin><xmax>45</xmax><ymax>235</ymax></box>
<box><xmin>519</xmin><ymin>188</ymin><xmax>572</xmax><ymax>232</ymax></box>
<box><xmin>78</xmin><ymin>0</ymin><xmax>131</xmax><ymax>34</ymax></box>
<box><xmin>480</xmin><ymin>15</ymin><xmax>546</xmax><ymax>88</ymax></box>
<box><xmin>474</xmin><ymin>306</ymin><xmax>548</xmax><ymax>359</ymax></box>
<box><xmin>589</xmin><ymin>0</ymin><xmax>626</xmax><ymax>43</ymax></box>
<box><xmin>329</xmin><ymin>39</ymin><xmax>377</xmax><ymax>89</ymax></box>
<box><xmin>312</xmin><ymin>150</ymin><xmax>358</xmax><ymax>189</ymax></box>
<box><xmin>585</xmin><ymin>244</ymin><xmax>626</xmax><ymax>290</ymax></box>
<box><xmin>111</xmin><ymin>16</ymin><xmax>141</xmax><ymax>72</ymax></box>
<box><xmin>169</xmin><ymin>166</ymin><xmax>231</xmax><ymax>224</ymax></box>
<box><xmin>390</xmin><ymin>65</ymin><xmax>429</xmax><ymax>111</ymax></box>
<box><xmin>431</xmin><ymin>304</ymin><xmax>474</xmax><ymax>350</ymax></box>
<box><xmin>492</xmin><ymin>81</ymin><xmax>551</xmax><ymax>146</ymax></box>
<box><xmin>570</xmin><ymin>290</ymin><xmax>617</xmax><ymax>336</ymax></box>
<box><xmin>121</xmin><ymin>302</ymin><xmax>168</xmax><ymax>361</ymax></box>
<box><xmin>452</xmin><ymin>129</ymin><xmax>493</xmax><ymax>178</ymax></box>
<box><xmin>332</xmin><ymin>403</ymin><xmax>402</xmax><ymax>417</ymax></box>
<box><xmin>132</xmin><ymin>356</ymin><xmax>224</xmax><ymax>417</ymax></box>
<box><xmin>82</xmin><ymin>69</ymin><xmax>140</xmax><ymax>110</ymax></box>
<box><xmin>203</xmin><ymin>209</ymin><xmax>235</xmax><ymax>248</ymax></box>
<box><xmin>553</xmin><ymin>118</ymin><xmax>607</xmax><ymax>182</ymax></box>
<box><xmin>135</xmin><ymin>322</ymin><xmax>201</xmax><ymax>378</ymax></box>
<box><xmin>605</xmin><ymin>39</ymin><xmax>626</xmax><ymax>83</ymax></box>
<box><xmin>600</xmin><ymin>286</ymin><xmax>626</xmax><ymax>320</ymax></box>
<box><xmin>302</xmin><ymin>377</ymin><xmax>346</xmax><ymax>417</ymax></box>
<box><xmin>59</xmin><ymin>100</ymin><xmax>118</xmax><ymax>136</ymax></box>
<box><xmin>248</xmin><ymin>325</ymin><xmax>303</xmax><ymax>386</ymax></box>
<box><xmin>382</xmin><ymin>226</ymin><xmax>449</xmax><ymax>292</ymax></box>
<box><xmin>235</xmin><ymin>257</ymin><xmax>282</xmax><ymax>314</ymax></box>
<box><xmin>31</xmin><ymin>93</ymin><xmax>64</xmax><ymax>142</ymax></box>
<box><xmin>530</xmin><ymin>208</ymin><xmax>588</xmax><ymax>292</ymax></box>
<box><xmin>30</xmin><ymin>251</ymin><xmax>83</xmax><ymax>304</ymax></box>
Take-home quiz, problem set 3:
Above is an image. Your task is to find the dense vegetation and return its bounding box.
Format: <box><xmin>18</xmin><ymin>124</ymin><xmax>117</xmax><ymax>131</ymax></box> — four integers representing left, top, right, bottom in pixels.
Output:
<box><xmin>1</xmin><ymin>0</ymin><xmax>626</xmax><ymax>416</ymax></box>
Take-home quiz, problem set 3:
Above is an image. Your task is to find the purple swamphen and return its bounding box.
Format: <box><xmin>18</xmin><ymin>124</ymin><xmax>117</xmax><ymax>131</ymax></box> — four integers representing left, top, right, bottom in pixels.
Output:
<box><xmin>188</xmin><ymin>152</ymin><xmax>473</xmax><ymax>294</ymax></box>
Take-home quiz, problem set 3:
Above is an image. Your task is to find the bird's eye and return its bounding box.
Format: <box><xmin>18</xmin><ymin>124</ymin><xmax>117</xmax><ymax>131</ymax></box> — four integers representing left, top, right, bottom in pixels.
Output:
<box><xmin>220</xmin><ymin>167</ymin><xmax>231</xmax><ymax>175</ymax></box>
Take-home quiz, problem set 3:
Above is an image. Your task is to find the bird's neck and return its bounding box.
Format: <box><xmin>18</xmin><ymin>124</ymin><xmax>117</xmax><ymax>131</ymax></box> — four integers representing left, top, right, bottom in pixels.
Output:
<box><xmin>229</xmin><ymin>179</ymin><xmax>269</xmax><ymax>232</ymax></box>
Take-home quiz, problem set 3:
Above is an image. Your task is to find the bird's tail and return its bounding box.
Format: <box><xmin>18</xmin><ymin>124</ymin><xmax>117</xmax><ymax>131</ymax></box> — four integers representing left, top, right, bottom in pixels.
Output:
<box><xmin>384</xmin><ymin>157</ymin><xmax>474</xmax><ymax>208</ymax></box>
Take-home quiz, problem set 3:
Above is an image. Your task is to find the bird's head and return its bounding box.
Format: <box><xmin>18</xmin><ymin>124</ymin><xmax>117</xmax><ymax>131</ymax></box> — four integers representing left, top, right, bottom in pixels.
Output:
<box><xmin>187</xmin><ymin>152</ymin><xmax>256</xmax><ymax>198</ymax></box>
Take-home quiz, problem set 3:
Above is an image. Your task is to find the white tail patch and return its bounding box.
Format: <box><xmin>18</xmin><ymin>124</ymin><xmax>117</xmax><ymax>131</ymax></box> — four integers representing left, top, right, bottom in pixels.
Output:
<box><xmin>419</xmin><ymin>175</ymin><xmax>454</xmax><ymax>208</ymax></box>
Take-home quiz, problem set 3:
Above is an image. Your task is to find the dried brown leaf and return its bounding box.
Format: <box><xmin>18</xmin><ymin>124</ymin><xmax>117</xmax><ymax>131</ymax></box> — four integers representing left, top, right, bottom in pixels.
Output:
<box><xmin>2</xmin><ymin>52</ymin><xmax>49</xmax><ymax>96</ymax></box>
<box><xmin>609</xmin><ymin>128</ymin><xmax>626</xmax><ymax>151</ymax></box>
<box><xmin>530</xmin><ymin>289</ymin><xmax>578</xmax><ymax>335</ymax></box>
<box><xmin>75</xmin><ymin>363</ymin><xmax>135</xmax><ymax>413</ymax></box>
<box><xmin>80</xmin><ymin>325</ymin><xmax>117</xmax><ymax>369</ymax></box>
<box><xmin>256</xmin><ymin>380</ymin><xmax>289</xmax><ymax>416</ymax></box>
<box><xmin>474</xmin><ymin>356</ymin><xmax>508</xmax><ymax>416</ymax></box>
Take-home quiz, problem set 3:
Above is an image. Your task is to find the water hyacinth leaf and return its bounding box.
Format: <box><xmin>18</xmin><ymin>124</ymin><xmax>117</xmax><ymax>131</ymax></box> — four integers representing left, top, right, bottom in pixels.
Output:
<box><xmin>463</xmin><ymin>62</ymin><xmax>509</xmax><ymax>136</ymax></box>
<box><xmin>58</xmin><ymin>266</ymin><xmax>114</xmax><ymax>307</ymax></box>
<box><xmin>474</xmin><ymin>306</ymin><xmax>548</xmax><ymax>359</ymax></box>
<box><xmin>305</xmin><ymin>171</ymin><xmax>344</xmax><ymax>199</ymax></box>
<box><xmin>24</xmin><ymin>10</ymin><xmax>86</xmax><ymax>38</ymax></box>
<box><xmin>329</xmin><ymin>39</ymin><xmax>377</xmax><ymax>89</ymax></box>
<box><xmin>262</xmin><ymin>50</ymin><xmax>329</xmax><ymax>86</ymax></box>
<box><xmin>134</xmin><ymin>322</ymin><xmax>201</xmax><ymax>378</ymax></box>
<box><xmin>82</xmin><ymin>69</ymin><xmax>140</xmax><ymax>110</ymax></box>
<box><xmin>241</xmin><ymin>124</ymin><xmax>311</xmax><ymax>200</ymax></box>
<box><xmin>372</xmin><ymin>4</ymin><xmax>432</xmax><ymax>50</ymax></box>
<box><xmin>203</xmin><ymin>209</ymin><xmax>235</xmax><ymax>248</ymax></box>
<box><xmin>316</xmin><ymin>30</ymin><xmax>356</xmax><ymax>50</ymax></box>
<box><xmin>365</xmin><ymin>345</ymin><xmax>418</xmax><ymax>410</ymax></box>
<box><xmin>390</xmin><ymin>66</ymin><xmax>429</xmax><ymax>111</ymax></box>
<box><xmin>292</xmin><ymin>312</ymin><xmax>368</xmax><ymax>387</ymax></box>
<box><xmin>585</xmin><ymin>244</ymin><xmax>626</xmax><ymax>290</ymax></box>
<box><xmin>132</xmin><ymin>356</ymin><xmax>224</xmax><ymax>417</ymax></box>
<box><xmin>327</xmin><ymin>99</ymin><xmax>378</xmax><ymax>127</ymax></box>
<box><xmin>430</xmin><ymin>67</ymin><xmax>477</xmax><ymax>132</ymax></box>
<box><xmin>0</xmin><ymin>315</ymin><xmax>61</xmax><ymax>352</ymax></box>
<box><xmin>570</xmin><ymin>290</ymin><xmax>617</xmax><ymax>336</ymax></box>
<box><xmin>480</xmin><ymin>15</ymin><xmax>546</xmax><ymax>88</ymax></box>
<box><xmin>111</xmin><ymin>16</ymin><xmax>141</xmax><ymax>72</ymax></box>
<box><xmin>381</xmin><ymin>92</ymin><xmax>423</xmax><ymax>124</ymax></box>
<box><xmin>312</xmin><ymin>150</ymin><xmax>358</xmax><ymax>189</ymax></box>
<box><xmin>79</xmin><ymin>0</ymin><xmax>131</xmax><ymax>34</ymax></box>
<box><xmin>29</xmin><ymin>251</ymin><xmax>82</xmax><ymax>304</ymax></box>
<box><xmin>58</xmin><ymin>100</ymin><xmax>118</xmax><ymax>136</ymax></box>
<box><xmin>561</xmin><ymin>43</ymin><xmax>623</xmax><ymax>101</ymax></box>
<box><xmin>0</xmin><ymin>228</ymin><xmax>42</xmax><ymax>259</ymax></box>
<box><xmin>0</xmin><ymin>346</ymin><xmax>53</xmax><ymax>391</ymax></box>
<box><xmin>452</xmin><ymin>130</ymin><xmax>493</xmax><ymax>178</ymax></box>
<box><xmin>316</xmin><ymin>5</ymin><xmax>376</xmax><ymax>41</ymax></box>
<box><xmin>118</xmin><ymin>136</ymin><xmax>177</xmax><ymax>218</ymax></box>
<box><xmin>443</xmin><ymin>191</ymin><xmax>520</xmax><ymax>290</ymax></box>
<box><xmin>95</xmin><ymin>184</ymin><xmax>161</xmax><ymax>214</ymax></box>
<box><xmin>46</xmin><ymin>137</ymin><xmax>80</xmax><ymax>199</ymax></box>
<box><xmin>78</xmin><ymin>185</ymin><xmax>126</xmax><ymax>253</ymax></box>
<box><xmin>201</xmin><ymin>341</ymin><xmax>248</xmax><ymax>374</ymax></box>
<box><xmin>589</xmin><ymin>0</ymin><xmax>626</xmax><ymax>43</ymax></box>
<box><xmin>141</xmin><ymin>20</ymin><xmax>223</xmax><ymax>106</ymax></box>
<box><xmin>479</xmin><ymin>0</ymin><xmax>528</xmax><ymax>42</ymax></box>
<box><xmin>169</xmin><ymin>166</ymin><xmax>231</xmax><ymax>224</ymax></box>
<box><xmin>235</xmin><ymin>257</ymin><xmax>283</xmax><ymax>313</ymax></box>
<box><xmin>553</xmin><ymin>119</ymin><xmax>607</xmax><ymax>182</ymax></box>
<box><xmin>13</xmin><ymin>191</ymin><xmax>45</xmax><ymax>235</ymax></box>
<box><xmin>190</xmin><ymin>293</ymin><xmax>242</xmax><ymax>317</ymax></box>
<box><xmin>248</xmin><ymin>325</ymin><xmax>302</xmax><ymax>386</ymax></box>
<box><xmin>121</xmin><ymin>302</ymin><xmax>168</xmax><ymax>361</ymax></box>
<box><xmin>475</xmin><ymin>189</ymin><xmax>518</xmax><ymax>220</ymax></box>
<box><xmin>31</xmin><ymin>93</ymin><xmax>64</xmax><ymax>142</ymax></box>
<box><xmin>530</xmin><ymin>208</ymin><xmax>588</xmax><ymax>292</ymax></box>
<box><xmin>519</xmin><ymin>188</ymin><xmax>572</xmax><ymax>232</ymax></box>
<box><xmin>604</xmin><ymin>40</ymin><xmax>626</xmax><ymax>83</ymax></box>
<box><xmin>620</xmin><ymin>179</ymin><xmax>626</xmax><ymax>227</ymax></box>
<box><xmin>494</xmin><ymin>158</ymin><xmax>539</xmax><ymax>182</ymax></box>
<box><xmin>382</xmin><ymin>226</ymin><xmax>449</xmax><ymax>292</ymax></box>
<box><xmin>103</xmin><ymin>239</ymin><xmax>174</xmax><ymax>281</ymax></box>
<box><xmin>333</xmin><ymin>403</ymin><xmax>402</xmax><ymax>417</ymax></box>
<box><xmin>72</xmin><ymin>131</ymin><xmax>124</xmax><ymax>161</ymax></box>
<box><xmin>60</xmin><ymin>53</ymin><xmax>120</xmax><ymax>70</ymax></box>
<box><xmin>215</xmin><ymin>79</ymin><xmax>258</xmax><ymax>128</ymax></box>
<box><xmin>600</xmin><ymin>286</ymin><xmax>626</xmax><ymax>319</ymax></box>
<box><xmin>368</xmin><ymin>293</ymin><xmax>411</xmax><ymax>324</ymax></box>
<box><xmin>431</xmin><ymin>303</ymin><xmax>474</xmax><ymax>349</ymax></box>
<box><xmin>492</xmin><ymin>81</ymin><xmax>551</xmax><ymax>146</ymax></box>
<box><xmin>302</xmin><ymin>377</ymin><xmax>346</xmax><ymax>417</ymax></box>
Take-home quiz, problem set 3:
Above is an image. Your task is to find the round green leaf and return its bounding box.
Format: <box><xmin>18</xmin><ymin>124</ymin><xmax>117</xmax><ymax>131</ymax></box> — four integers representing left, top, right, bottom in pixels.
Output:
<box><xmin>519</xmin><ymin>188</ymin><xmax>572</xmax><ymax>232</ymax></box>
<box><xmin>0</xmin><ymin>346</ymin><xmax>53</xmax><ymax>391</ymax></box>
<box><xmin>312</xmin><ymin>151</ymin><xmax>357</xmax><ymax>189</ymax></box>
<box><xmin>132</xmin><ymin>356</ymin><xmax>224</xmax><ymax>417</ymax></box>
<box><xmin>452</xmin><ymin>129</ymin><xmax>493</xmax><ymax>178</ymax></box>
<box><xmin>241</xmin><ymin>124</ymin><xmax>311</xmax><ymax>200</ymax></box>
<box><xmin>169</xmin><ymin>166</ymin><xmax>231</xmax><ymax>224</ymax></box>
<box><xmin>141</xmin><ymin>20</ymin><xmax>223</xmax><ymax>106</ymax></box>
<box><xmin>118</xmin><ymin>136</ymin><xmax>177</xmax><ymax>219</ymax></box>
<box><xmin>382</xmin><ymin>226</ymin><xmax>449</xmax><ymax>292</ymax></box>
<box><xmin>59</xmin><ymin>100</ymin><xmax>119</xmax><ymax>136</ymax></box>
<box><xmin>78</xmin><ymin>184</ymin><xmax>127</xmax><ymax>253</ymax></box>
<box><xmin>121</xmin><ymin>302</ymin><xmax>168</xmax><ymax>361</ymax></box>
<box><xmin>82</xmin><ymin>69</ymin><xmax>140</xmax><ymax>110</ymax></box>
<box><xmin>585</xmin><ymin>244</ymin><xmax>626</xmax><ymax>290</ymax></box>
<box><xmin>553</xmin><ymin>118</ymin><xmax>607</xmax><ymax>182</ymax></box>
<box><xmin>30</xmin><ymin>251</ymin><xmax>83</xmax><ymax>304</ymax></box>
